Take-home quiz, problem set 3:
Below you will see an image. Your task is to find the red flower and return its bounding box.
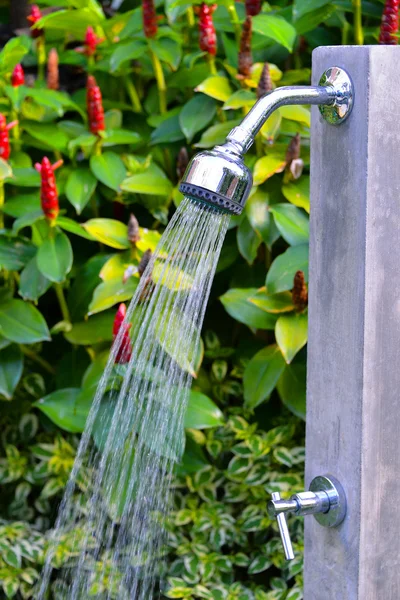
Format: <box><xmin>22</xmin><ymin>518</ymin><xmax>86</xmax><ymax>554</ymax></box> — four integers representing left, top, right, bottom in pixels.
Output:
<box><xmin>27</xmin><ymin>4</ymin><xmax>43</xmax><ymax>38</ymax></box>
<box><xmin>113</xmin><ymin>303</ymin><xmax>133</xmax><ymax>364</ymax></box>
<box><xmin>197</xmin><ymin>4</ymin><xmax>217</xmax><ymax>56</ymax></box>
<box><xmin>35</xmin><ymin>157</ymin><xmax>63</xmax><ymax>223</ymax></box>
<box><xmin>142</xmin><ymin>0</ymin><xmax>158</xmax><ymax>38</ymax></box>
<box><xmin>245</xmin><ymin>0</ymin><xmax>262</xmax><ymax>16</ymax></box>
<box><xmin>76</xmin><ymin>26</ymin><xmax>105</xmax><ymax>57</ymax></box>
<box><xmin>11</xmin><ymin>64</ymin><xmax>25</xmax><ymax>87</ymax></box>
<box><xmin>0</xmin><ymin>115</ymin><xmax>18</xmax><ymax>161</ymax></box>
<box><xmin>86</xmin><ymin>75</ymin><xmax>105</xmax><ymax>135</ymax></box>
<box><xmin>379</xmin><ymin>0</ymin><xmax>399</xmax><ymax>44</ymax></box>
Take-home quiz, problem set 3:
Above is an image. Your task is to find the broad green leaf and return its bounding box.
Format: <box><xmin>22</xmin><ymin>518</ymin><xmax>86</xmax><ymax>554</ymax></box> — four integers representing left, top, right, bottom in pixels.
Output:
<box><xmin>220</xmin><ymin>288</ymin><xmax>277</xmax><ymax>330</ymax></box>
<box><xmin>293</xmin><ymin>0</ymin><xmax>331</xmax><ymax>20</ymax></box>
<box><xmin>266</xmin><ymin>244</ymin><xmax>309</xmax><ymax>294</ymax></box>
<box><xmin>195</xmin><ymin>119</ymin><xmax>241</xmax><ymax>149</ymax></box>
<box><xmin>156</xmin><ymin>310</ymin><xmax>202</xmax><ymax>376</ymax></box>
<box><xmin>56</xmin><ymin>216</ymin><xmax>96</xmax><ymax>240</ymax></box>
<box><xmin>36</xmin><ymin>8</ymin><xmax>105</xmax><ymax>36</ymax></box>
<box><xmin>150</xmin><ymin>113</ymin><xmax>185</xmax><ymax>145</ymax></box>
<box><xmin>34</xmin><ymin>388</ymin><xmax>90</xmax><ymax>433</ymax></box>
<box><xmin>245</xmin><ymin>189</ymin><xmax>278</xmax><ymax>247</ymax></box>
<box><xmin>0</xmin><ymin>158</ymin><xmax>12</xmax><ymax>182</ymax></box>
<box><xmin>88</xmin><ymin>277</ymin><xmax>138</xmax><ymax>315</ymax></box>
<box><xmin>260</xmin><ymin>110</ymin><xmax>282</xmax><ymax>143</ymax></box>
<box><xmin>248</xmin><ymin>555</ymin><xmax>272</xmax><ymax>575</ymax></box>
<box><xmin>19</xmin><ymin>257</ymin><xmax>51</xmax><ymax>301</ymax></box>
<box><xmin>83</xmin><ymin>218</ymin><xmax>130</xmax><ymax>249</ymax></box>
<box><xmin>248</xmin><ymin>290</ymin><xmax>294</xmax><ymax>314</ymax></box>
<box><xmin>110</xmin><ymin>39</ymin><xmax>147</xmax><ymax>72</ymax></box>
<box><xmin>37</xmin><ymin>231</ymin><xmax>73</xmax><ymax>283</ymax></box>
<box><xmin>253</xmin><ymin>154</ymin><xmax>286</xmax><ymax>186</ymax></box>
<box><xmin>237</xmin><ymin>216</ymin><xmax>261</xmax><ymax>264</ymax></box>
<box><xmin>275</xmin><ymin>312</ymin><xmax>308</xmax><ymax>363</ymax></box>
<box><xmin>23</xmin><ymin>122</ymin><xmax>70</xmax><ymax>152</ymax></box>
<box><xmin>150</xmin><ymin>37</ymin><xmax>182</xmax><ymax>70</ymax></box>
<box><xmin>223</xmin><ymin>89</ymin><xmax>256</xmax><ymax>110</ymax></box>
<box><xmin>179</xmin><ymin>95</ymin><xmax>217</xmax><ymax>142</ymax></box>
<box><xmin>195</xmin><ymin>76</ymin><xmax>233</xmax><ymax>102</ymax></box>
<box><xmin>102</xmin><ymin>129</ymin><xmax>141</xmax><ymax>147</ymax></box>
<box><xmin>0</xmin><ymin>37</ymin><xmax>29</xmax><ymax>74</ymax></box>
<box><xmin>277</xmin><ymin>362</ymin><xmax>306</xmax><ymax>419</ymax></box>
<box><xmin>6</xmin><ymin>167</ymin><xmax>40</xmax><ymax>187</ymax></box>
<box><xmin>90</xmin><ymin>151</ymin><xmax>127</xmax><ymax>191</ymax></box>
<box><xmin>0</xmin><ymin>237</ymin><xmax>35</xmax><ymax>271</ymax></box>
<box><xmin>270</xmin><ymin>204</ymin><xmax>309</xmax><ymax>246</ymax></box>
<box><xmin>64</xmin><ymin>312</ymin><xmax>114</xmax><ymax>345</ymax></box>
<box><xmin>252</xmin><ymin>14</ymin><xmax>297</xmax><ymax>51</ymax></box>
<box><xmin>121</xmin><ymin>163</ymin><xmax>173</xmax><ymax>197</ymax></box>
<box><xmin>0</xmin><ymin>300</ymin><xmax>50</xmax><ymax>344</ymax></box>
<box><xmin>295</xmin><ymin>4</ymin><xmax>335</xmax><ymax>35</ymax></box>
<box><xmin>12</xmin><ymin>210</ymin><xmax>44</xmax><ymax>234</ymax></box>
<box><xmin>152</xmin><ymin>261</ymin><xmax>193</xmax><ymax>291</ymax></box>
<box><xmin>3</xmin><ymin>193</ymin><xmax>40</xmax><ymax>218</ymax></box>
<box><xmin>279</xmin><ymin>105</ymin><xmax>310</xmax><ymax>126</ymax></box>
<box><xmin>0</xmin><ymin>345</ymin><xmax>23</xmax><ymax>400</ymax></box>
<box><xmin>244</xmin><ymin>345</ymin><xmax>286</xmax><ymax>409</ymax></box>
<box><xmin>65</xmin><ymin>167</ymin><xmax>97</xmax><ymax>214</ymax></box>
<box><xmin>282</xmin><ymin>177</ymin><xmax>310</xmax><ymax>212</ymax></box>
<box><xmin>69</xmin><ymin>254</ymin><xmax>108</xmax><ymax>321</ymax></box>
<box><xmin>184</xmin><ymin>391</ymin><xmax>224</xmax><ymax>429</ymax></box>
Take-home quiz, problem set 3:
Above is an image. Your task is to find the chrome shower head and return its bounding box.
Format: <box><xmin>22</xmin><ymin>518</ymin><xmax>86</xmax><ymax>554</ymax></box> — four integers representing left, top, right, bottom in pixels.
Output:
<box><xmin>180</xmin><ymin>66</ymin><xmax>354</xmax><ymax>216</ymax></box>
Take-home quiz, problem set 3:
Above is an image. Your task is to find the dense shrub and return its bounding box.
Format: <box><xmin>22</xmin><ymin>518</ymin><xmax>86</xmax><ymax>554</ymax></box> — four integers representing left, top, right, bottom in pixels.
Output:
<box><xmin>0</xmin><ymin>0</ymin><xmax>390</xmax><ymax>597</ymax></box>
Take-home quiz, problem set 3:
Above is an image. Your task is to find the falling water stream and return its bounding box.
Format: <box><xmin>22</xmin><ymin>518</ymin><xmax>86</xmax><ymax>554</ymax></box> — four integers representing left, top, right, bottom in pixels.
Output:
<box><xmin>38</xmin><ymin>198</ymin><xmax>230</xmax><ymax>599</ymax></box>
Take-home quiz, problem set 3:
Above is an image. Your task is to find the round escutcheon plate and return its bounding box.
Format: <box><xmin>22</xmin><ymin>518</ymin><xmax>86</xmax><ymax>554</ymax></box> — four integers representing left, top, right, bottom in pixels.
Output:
<box><xmin>310</xmin><ymin>474</ymin><xmax>347</xmax><ymax>527</ymax></box>
<box><xmin>318</xmin><ymin>67</ymin><xmax>354</xmax><ymax>125</ymax></box>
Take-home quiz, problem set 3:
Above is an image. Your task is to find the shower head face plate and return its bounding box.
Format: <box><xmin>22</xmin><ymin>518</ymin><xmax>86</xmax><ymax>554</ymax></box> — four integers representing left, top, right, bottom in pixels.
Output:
<box><xmin>179</xmin><ymin>145</ymin><xmax>253</xmax><ymax>216</ymax></box>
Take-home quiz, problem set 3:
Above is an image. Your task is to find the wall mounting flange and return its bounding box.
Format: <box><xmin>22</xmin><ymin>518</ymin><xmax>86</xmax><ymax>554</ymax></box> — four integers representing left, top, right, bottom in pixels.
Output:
<box><xmin>318</xmin><ymin>67</ymin><xmax>354</xmax><ymax>125</ymax></box>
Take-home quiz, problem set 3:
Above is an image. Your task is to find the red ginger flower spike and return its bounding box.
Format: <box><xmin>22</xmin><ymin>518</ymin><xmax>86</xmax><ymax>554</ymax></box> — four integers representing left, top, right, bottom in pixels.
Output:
<box><xmin>197</xmin><ymin>4</ymin><xmax>217</xmax><ymax>56</ymax></box>
<box><xmin>113</xmin><ymin>303</ymin><xmax>133</xmax><ymax>364</ymax></box>
<box><xmin>11</xmin><ymin>64</ymin><xmax>25</xmax><ymax>87</ymax></box>
<box><xmin>35</xmin><ymin>157</ymin><xmax>63</xmax><ymax>223</ymax></box>
<box><xmin>27</xmin><ymin>4</ymin><xmax>43</xmax><ymax>38</ymax></box>
<box><xmin>47</xmin><ymin>48</ymin><xmax>59</xmax><ymax>90</ymax></box>
<box><xmin>245</xmin><ymin>0</ymin><xmax>262</xmax><ymax>16</ymax></box>
<box><xmin>142</xmin><ymin>0</ymin><xmax>158</xmax><ymax>38</ymax></box>
<box><xmin>0</xmin><ymin>115</ymin><xmax>18</xmax><ymax>161</ymax></box>
<box><xmin>76</xmin><ymin>26</ymin><xmax>105</xmax><ymax>57</ymax></box>
<box><xmin>86</xmin><ymin>75</ymin><xmax>105</xmax><ymax>135</ymax></box>
<box><xmin>379</xmin><ymin>0</ymin><xmax>399</xmax><ymax>44</ymax></box>
<box><xmin>238</xmin><ymin>16</ymin><xmax>253</xmax><ymax>78</ymax></box>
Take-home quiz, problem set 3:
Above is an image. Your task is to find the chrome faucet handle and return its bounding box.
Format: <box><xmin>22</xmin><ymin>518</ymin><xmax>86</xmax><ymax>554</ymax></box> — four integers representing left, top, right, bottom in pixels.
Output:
<box><xmin>267</xmin><ymin>475</ymin><xmax>346</xmax><ymax>561</ymax></box>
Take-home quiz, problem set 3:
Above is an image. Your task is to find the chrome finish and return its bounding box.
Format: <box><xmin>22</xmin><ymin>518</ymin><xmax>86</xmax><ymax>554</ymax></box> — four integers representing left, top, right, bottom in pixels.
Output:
<box><xmin>180</xmin><ymin>66</ymin><xmax>354</xmax><ymax>215</ymax></box>
<box><xmin>318</xmin><ymin>67</ymin><xmax>354</xmax><ymax>125</ymax></box>
<box><xmin>267</xmin><ymin>474</ymin><xmax>346</xmax><ymax>560</ymax></box>
<box><xmin>271</xmin><ymin>492</ymin><xmax>295</xmax><ymax>561</ymax></box>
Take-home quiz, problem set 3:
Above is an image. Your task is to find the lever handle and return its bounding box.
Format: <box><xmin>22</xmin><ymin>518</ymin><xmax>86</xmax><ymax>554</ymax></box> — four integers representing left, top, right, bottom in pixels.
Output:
<box><xmin>270</xmin><ymin>492</ymin><xmax>295</xmax><ymax>561</ymax></box>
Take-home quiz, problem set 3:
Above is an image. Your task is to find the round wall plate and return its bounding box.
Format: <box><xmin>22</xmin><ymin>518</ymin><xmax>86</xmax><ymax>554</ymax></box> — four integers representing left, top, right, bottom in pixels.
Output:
<box><xmin>318</xmin><ymin>67</ymin><xmax>354</xmax><ymax>125</ymax></box>
<box><xmin>310</xmin><ymin>474</ymin><xmax>347</xmax><ymax>527</ymax></box>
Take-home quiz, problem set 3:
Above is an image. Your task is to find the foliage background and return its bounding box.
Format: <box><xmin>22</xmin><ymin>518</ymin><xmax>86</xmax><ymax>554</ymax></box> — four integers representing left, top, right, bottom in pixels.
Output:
<box><xmin>0</xmin><ymin>0</ymin><xmax>387</xmax><ymax>597</ymax></box>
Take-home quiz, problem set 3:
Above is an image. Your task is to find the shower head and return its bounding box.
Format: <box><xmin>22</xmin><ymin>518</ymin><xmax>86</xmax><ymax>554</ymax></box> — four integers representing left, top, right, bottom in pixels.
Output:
<box><xmin>180</xmin><ymin>66</ymin><xmax>354</xmax><ymax>215</ymax></box>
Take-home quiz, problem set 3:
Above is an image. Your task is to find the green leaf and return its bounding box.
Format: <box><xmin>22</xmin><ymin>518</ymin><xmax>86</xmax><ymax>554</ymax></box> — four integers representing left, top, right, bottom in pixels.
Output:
<box><xmin>282</xmin><ymin>176</ymin><xmax>310</xmax><ymax>212</ymax></box>
<box><xmin>90</xmin><ymin>151</ymin><xmax>127</xmax><ymax>191</ymax></box>
<box><xmin>293</xmin><ymin>0</ymin><xmax>331</xmax><ymax>20</ymax></box>
<box><xmin>245</xmin><ymin>190</ymin><xmax>278</xmax><ymax>247</ymax></box>
<box><xmin>248</xmin><ymin>555</ymin><xmax>272</xmax><ymax>575</ymax></box>
<box><xmin>0</xmin><ymin>158</ymin><xmax>12</xmax><ymax>182</ymax></box>
<box><xmin>156</xmin><ymin>310</ymin><xmax>202</xmax><ymax>376</ymax></box>
<box><xmin>270</xmin><ymin>204</ymin><xmax>309</xmax><ymax>246</ymax></box>
<box><xmin>64</xmin><ymin>312</ymin><xmax>114</xmax><ymax>345</ymax></box>
<box><xmin>83</xmin><ymin>218</ymin><xmax>130</xmax><ymax>249</ymax></box>
<box><xmin>248</xmin><ymin>290</ymin><xmax>294</xmax><ymax>314</ymax></box>
<box><xmin>150</xmin><ymin>113</ymin><xmax>185</xmax><ymax>145</ymax></box>
<box><xmin>184</xmin><ymin>391</ymin><xmax>224</xmax><ymax>429</ymax></box>
<box><xmin>12</xmin><ymin>210</ymin><xmax>44</xmax><ymax>235</ymax></box>
<box><xmin>266</xmin><ymin>244</ymin><xmax>308</xmax><ymax>294</ymax></box>
<box><xmin>244</xmin><ymin>345</ymin><xmax>286</xmax><ymax>409</ymax></box>
<box><xmin>0</xmin><ymin>237</ymin><xmax>35</xmax><ymax>271</ymax></box>
<box><xmin>253</xmin><ymin>154</ymin><xmax>286</xmax><ymax>186</ymax></box>
<box><xmin>294</xmin><ymin>4</ymin><xmax>335</xmax><ymax>35</ymax></box>
<box><xmin>0</xmin><ymin>37</ymin><xmax>29</xmax><ymax>74</ymax></box>
<box><xmin>36</xmin><ymin>7</ymin><xmax>105</xmax><ymax>36</ymax></box>
<box><xmin>88</xmin><ymin>277</ymin><xmax>138</xmax><ymax>315</ymax></box>
<box><xmin>195</xmin><ymin>119</ymin><xmax>241</xmax><ymax>149</ymax></box>
<box><xmin>65</xmin><ymin>167</ymin><xmax>97</xmax><ymax>214</ymax></box>
<box><xmin>110</xmin><ymin>40</ymin><xmax>147</xmax><ymax>72</ymax></box>
<box><xmin>237</xmin><ymin>217</ymin><xmax>261</xmax><ymax>264</ymax></box>
<box><xmin>223</xmin><ymin>89</ymin><xmax>256</xmax><ymax>110</ymax></box>
<box><xmin>0</xmin><ymin>345</ymin><xmax>23</xmax><ymax>400</ymax></box>
<box><xmin>0</xmin><ymin>300</ymin><xmax>50</xmax><ymax>344</ymax></box>
<box><xmin>275</xmin><ymin>312</ymin><xmax>308</xmax><ymax>363</ymax></box>
<box><xmin>37</xmin><ymin>231</ymin><xmax>73</xmax><ymax>283</ymax></box>
<box><xmin>102</xmin><ymin>129</ymin><xmax>141</xmax><ymax>147</ymax></box>
<box><xmin>277</xmin><ymin>363</ymin><xmax>306</xmax><ymax>419</ymax></box>
<box><xmin>3</xmin><ymin>193</ymin><xmax>40</xmax><ymax>218</ymax></box>
<box><xmin>150</xmin><ymin>37</ymin><xmax>182</xmax><ymax>70</ymax></box>
<box><xmin>252</xmin><ymin>14</ymin><xmax>297</xmax><ymax>52</ymax></box>
<box><xmin>34</xmin><ymin>388</ymin><xmax>90</xmax><ymax>433</ymax></box>
<box><xmin>121</xmin><ymin>163</ymin><xmax>173</xmax><ymax>197</ymax></box>
<box><xmin>19</xmin><ymin>257</ymin><xmax>51</xmax><ymax>301</ymax></box>
<box><xmin>69</xmin><ymin>254</ymin><xmax>108</xmax><ymax>321</ymax></box>
<box><xmin>195</xmin><ymin>76</ymin><xmax>233</xmax><ymax>102</ymax></box>
<box><xmin>220</xmin><ymin>288</ymin><xmax>277</xmax><ymax>330</ymax></box>
<box><xmin>23</xmin><ymin>122</ymin><xmax>70</xmax><ymax>152</ymax></box>
<box><xmin>7</xmin><ymin>167</ymin><xmax>40</xmax><ymax>187</ymax></box>
<box><xmin>279</xmin><ymin>105</ymin><xmax>310</xmax><ymax>127</ymax></box>
<box><xmin>56</xmin><ymin>216</ymin><xmax>96</xmax><ymax>240</ymax></box>
<box><xmin>179</xmin><ymin>95</ymin><xmax>217</xmax><ymax>142</ymax></box>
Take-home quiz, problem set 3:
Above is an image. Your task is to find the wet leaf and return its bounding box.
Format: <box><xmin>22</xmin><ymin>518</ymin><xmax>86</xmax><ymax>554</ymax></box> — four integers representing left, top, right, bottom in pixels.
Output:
<box><xmin>184</xmin><ymin>391</ymin><xmax>224</xmax><ymax>429</ymax></box>
<box><xmin>83</xmin><ymin>219</ymin><xmax>131</xmax><ymax>249</ymax></box>
<box><xmin>64</xmin><ymin>312</ymin><xmax>114</xmax><ymax>345</ymax></box>
<box><xmin>88</xmin><ymin>277</ymin><xmax>139</xmax><ymax>315</ymax></box>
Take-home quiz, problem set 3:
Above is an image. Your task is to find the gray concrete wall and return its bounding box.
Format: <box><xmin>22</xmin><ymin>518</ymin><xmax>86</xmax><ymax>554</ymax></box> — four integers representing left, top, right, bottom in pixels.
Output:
<box><xmin>305</xmin><ymin>46</ymin><xmax>400</xmax><ymax>599</ymax></box>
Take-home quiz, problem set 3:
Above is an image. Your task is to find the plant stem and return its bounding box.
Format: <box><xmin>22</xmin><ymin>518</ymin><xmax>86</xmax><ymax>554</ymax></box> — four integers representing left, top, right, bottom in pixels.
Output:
<box><xmin>150</xmin><ymin>48</ymin><xmax>167</xmax><ymax>114</ymax></box>
<box><xmin>20</xmin><ymin>345</ymin><xmax>56</xmax><ymax>375</ymax></box>
<box><xmin>227</xmin><ymin>2</ymin><xmax>241</xmax><ymax>45</ymax></box>
<box><xmin>207</xmin><ymin>54</ymin><xmax>217</xmax><ymax>75</ymax></box>
<box><xmin>125</xmin><ymin>76</ymin><xmax>142</xmax><ymax>113</ymax></box>
<box><xmin>342</xmin><ymin>20</ymin><xmax>350</xmax><ymax>46</ymax></box>
<box><xmin>54</xmin><ymin>283</ymin><xmax>71</xmax><ymax>323</ymax></box>
<box><xmin>37</xmin><ymin>37</ymin><xmax>46</xmax><ymax>81</ymax></box>
<box><xmin>352</xmin><ymin>0</ymin><xmax>363</xmax><ymax>45</ymax></box>
<box><xmin>11</xmin><ymin>110</ymin><xmax>21</xmax><ymax>152</ymax></box>
<box><xmin>0</xmin><ymin>182</ymin><xmax>4</xmax><ymax>229</ymax></box>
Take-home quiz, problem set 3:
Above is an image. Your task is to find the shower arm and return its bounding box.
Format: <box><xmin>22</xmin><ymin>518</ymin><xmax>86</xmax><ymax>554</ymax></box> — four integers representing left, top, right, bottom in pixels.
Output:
<box><xmin>226</xmin><ymin>86</ymin><xmax>335</xmax><ymax>155</ymax></box>
<box><xmin>180</xmin><ymin>66</ymin><xmax>354</xmax><ymax>215</ymax></box>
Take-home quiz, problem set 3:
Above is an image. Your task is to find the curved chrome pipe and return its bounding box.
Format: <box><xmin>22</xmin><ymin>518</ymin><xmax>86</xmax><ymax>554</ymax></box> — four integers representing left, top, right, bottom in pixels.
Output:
<box><xmin>179</xmin><ymin>66</ymin><xmax>354</xmax><ymax>215</ymax></box>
